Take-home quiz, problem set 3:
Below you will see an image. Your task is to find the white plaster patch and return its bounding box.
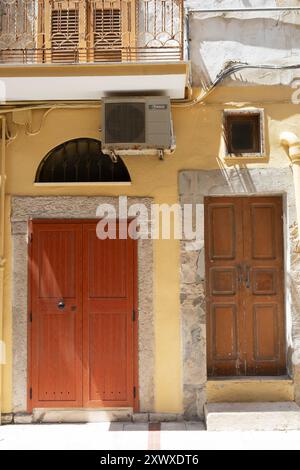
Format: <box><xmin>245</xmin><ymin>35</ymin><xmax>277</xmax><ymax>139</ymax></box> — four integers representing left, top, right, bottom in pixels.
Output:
<box><xmin>0</xmin><ymin>340</ymin><xmax>6</xmax><ymax>364</ymax></box>
<box><xmin>0</xmin><ymin>80</ymin><xmax>6</xmax><ymax>103</ymax></box>
<box><xmin>185</xmin><ymin>240</ymin><xmax>204</xmax><ymax>252</ymax></box>
<box><xmin>292</xmin><ymin>350</ymin><xmax>300</xmax><ymax>366</ymax></box>
<box><xmin>189</xmin><ymin>7</ymin><xmax>300</xmax><ymax>87</ymax></box>
<box><xmin>196</xmin><ymin>249</ymin><xmax>205</xmax><ymax>281</ymax></box>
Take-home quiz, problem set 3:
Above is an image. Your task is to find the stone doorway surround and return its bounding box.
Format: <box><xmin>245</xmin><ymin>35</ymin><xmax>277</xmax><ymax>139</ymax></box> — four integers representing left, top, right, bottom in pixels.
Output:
<box><xmin>179</xmin><ymin>167</ymin><xmax>300</xmax><ymax>419</ymax></box>
<box><xmin>11</xmin><ymin>196</ymin><xmax>154</xmax><ymax>416</ymax></box>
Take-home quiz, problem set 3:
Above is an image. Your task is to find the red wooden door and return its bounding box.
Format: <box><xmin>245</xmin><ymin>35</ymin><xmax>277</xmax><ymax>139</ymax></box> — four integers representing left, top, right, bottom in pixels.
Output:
<box><xmin>205</xmin><ymin>196</ymin><xmax>286</xmax><ymax>377</ymax></box>
<box><xmin>30</xmin><ymin>220</ymin><xmax>137</xmax><ymax>409</ymax></box>
<box><xmin>31</xmin><ymin>223</ymin><xmax>83</xmax><ymax>407</ymax></box>
<box><xmin>82</xmin><ymin>222</ymin><xmax>135</xmax><ymax>407</ymax></box>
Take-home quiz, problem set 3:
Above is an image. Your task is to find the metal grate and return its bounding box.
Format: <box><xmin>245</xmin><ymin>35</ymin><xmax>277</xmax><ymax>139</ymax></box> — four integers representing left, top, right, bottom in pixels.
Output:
<box><xmin>0</xmin><ymin>0</ymin><xmax>184</xmax><ymax>64</ymax></box>
<box><xmin>35</xmin><ymin>138</ymin><xmax>131</xmax><ymax>183</ymax></box>
<box><xmin>105</xmin><ymin>102</ymin><xmax>146</xmax><ymax>143</ymax></box>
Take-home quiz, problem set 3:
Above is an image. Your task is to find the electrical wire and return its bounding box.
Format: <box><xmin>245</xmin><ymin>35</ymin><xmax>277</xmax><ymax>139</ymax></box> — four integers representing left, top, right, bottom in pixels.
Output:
<box><xmin>173</xmin><ymin>62</ymin><xmax>300</xmax><ymax>108</ymax></box>
<box><xmin>0</xmin><ymin>63</ymin><xmax>299</xmax><ymax>116</ymax></box>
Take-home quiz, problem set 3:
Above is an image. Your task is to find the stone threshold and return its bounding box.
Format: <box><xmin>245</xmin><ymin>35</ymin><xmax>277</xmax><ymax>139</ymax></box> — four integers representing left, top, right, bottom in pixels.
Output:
<box><xmin>1</xmin><ymin>411</ymin><xmax>191</xmax><ymax>425</ymax></box>
<box><xmin>207</xmin><ymin>376</ymin><xmax>294</xmax><ymax>403</ymax></box>
<box><xmin>207</xmin><ymin>375</ymin><xmax>292</xmax><ymax>381</ymax></box>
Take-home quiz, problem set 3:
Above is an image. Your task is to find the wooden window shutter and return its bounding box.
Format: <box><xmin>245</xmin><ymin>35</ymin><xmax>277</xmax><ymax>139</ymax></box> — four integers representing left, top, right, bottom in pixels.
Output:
<box><xmin>51</xmin><ymin>8</ymin><xmax>79</xmax><ymax>63</ymax></box>
<box><xmin>42</xmin><ymin>1</ymin><xmax>87</xmax><ymax>63</ymax></box>
<box><xmin>88</xmin><ymin>0</ymin><xmax>136</xmax><ymax>63</ymax></box>
<box><xmin>93</xmin><ymin>7</ymin><xmax>122</xmax><ymax>62</ymax></box>
<box><xmin>39</xmin><ymin>0</ymin><xmax>136</xmax><ymax>64</ymax></box>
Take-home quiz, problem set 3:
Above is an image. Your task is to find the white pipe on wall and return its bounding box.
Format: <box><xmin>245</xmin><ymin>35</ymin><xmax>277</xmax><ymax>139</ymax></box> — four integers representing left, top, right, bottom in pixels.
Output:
<box><xmin>280</xmin><ymin>132</ymin><xmax>300</xmax><ymax>252</ymax></box>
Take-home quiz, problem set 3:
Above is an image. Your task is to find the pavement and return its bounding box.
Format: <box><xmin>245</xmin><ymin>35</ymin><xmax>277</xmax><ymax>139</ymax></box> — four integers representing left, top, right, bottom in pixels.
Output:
<box><xmin>1</xmin><ymin>422</ymin><xmax>300</xmax><ymax>450</ymax></box>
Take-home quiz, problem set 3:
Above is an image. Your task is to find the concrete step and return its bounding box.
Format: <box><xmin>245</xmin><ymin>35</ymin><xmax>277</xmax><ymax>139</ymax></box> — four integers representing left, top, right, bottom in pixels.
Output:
<box><xmin>32</xmin><ymin>408</ymin><xmax>133</xmax><ymax>423</ymax></box>
<box><xmin>205</xmin><ymin>402</ymin><xmax>300</xmax><ymax>431</ymax></box>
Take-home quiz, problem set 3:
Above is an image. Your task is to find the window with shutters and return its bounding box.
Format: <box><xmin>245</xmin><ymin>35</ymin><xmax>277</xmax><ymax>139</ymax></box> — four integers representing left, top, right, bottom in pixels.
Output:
<box><xmin>41</xmin><ymin>0</ymin><xmax>132</xmax><ymax>64</ymax></box>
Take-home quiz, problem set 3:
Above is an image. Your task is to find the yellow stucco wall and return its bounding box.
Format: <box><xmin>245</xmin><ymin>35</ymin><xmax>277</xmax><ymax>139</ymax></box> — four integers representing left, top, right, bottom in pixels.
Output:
<box><xmin>1</xmin><ymin>84</ymin><xmax>300</xmax><ymax>414</ymax></box>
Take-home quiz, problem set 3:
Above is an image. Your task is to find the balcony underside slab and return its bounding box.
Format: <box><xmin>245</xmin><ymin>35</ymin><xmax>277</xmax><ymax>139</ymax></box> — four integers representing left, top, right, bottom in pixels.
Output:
<box><xmin>0</xmin><ymin>63</ymin><xmax>189</xmax><ymax>102</ymax></box>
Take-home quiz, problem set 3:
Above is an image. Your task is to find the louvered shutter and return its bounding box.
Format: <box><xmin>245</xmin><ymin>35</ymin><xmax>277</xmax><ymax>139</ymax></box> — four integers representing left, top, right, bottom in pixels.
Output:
<box><xmin>51</xmin><ymin>8</ymin><xmax>80</xmax><ymax>63</ymax></box>
<box><xmin>93</xmin><ymin>8</ymin><xmax>122</xmax><ymax>62</ymax></box>
<box><xmin>40</xmin><ymin>0</ymin><xmax>136</xmax><ymax>64</ymax></box>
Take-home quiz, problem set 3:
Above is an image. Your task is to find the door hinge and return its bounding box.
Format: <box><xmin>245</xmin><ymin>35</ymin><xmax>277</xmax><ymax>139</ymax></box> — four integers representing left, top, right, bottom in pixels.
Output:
<box><xmin>133</xmin><ymin>386</ymin><xmax>136</xmax><ymax>399</ymax></box>
<box><xmin>29</xmin><ymin>311</ymin><xmax>32</xmax><ymax>323</ymax></box>
<box><xmin>29</xmin><ymin>387</ymin><xmax>32</xmax><ymax>400</ymax></box>
<box><xmin>29</xmin><ymin>233</ymin><xmax>33</xmax><ymax>244</ymax></box>
<box><xmin>132</xmin><ymin>309</ymin><xmax>136</xmax><ymax>322</ymax></box>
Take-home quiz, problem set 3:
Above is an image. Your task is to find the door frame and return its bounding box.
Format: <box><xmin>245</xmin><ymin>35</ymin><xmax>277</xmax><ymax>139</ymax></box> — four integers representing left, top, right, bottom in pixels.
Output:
<box><xmin>204</xmin><ymin>194</ymin><xmax>287</xmax><ymax>377</ymax></box>
<box><xmin>27</xmin><ymin>218</ymin><xmax>139</xmax><ymax>412</ymax></box>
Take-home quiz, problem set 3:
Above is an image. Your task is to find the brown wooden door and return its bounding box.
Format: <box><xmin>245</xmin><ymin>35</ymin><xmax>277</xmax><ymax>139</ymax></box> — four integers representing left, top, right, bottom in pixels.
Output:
<box><xmin>205</xmin><ymin>196</ymin><xmax>286</xmax><ymax>377</ymax></box>
<box><xmin>30</xmin><ymin>220</ymin><xmax>137</xmax><ymax>409</ymax></box>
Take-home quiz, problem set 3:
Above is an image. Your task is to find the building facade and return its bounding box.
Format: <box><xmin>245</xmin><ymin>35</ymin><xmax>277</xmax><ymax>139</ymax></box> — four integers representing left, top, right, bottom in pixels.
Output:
<box><xmin>1</xmin><ymin>0</ymin><xmax>300</xmax><ymax>425</ymax></box>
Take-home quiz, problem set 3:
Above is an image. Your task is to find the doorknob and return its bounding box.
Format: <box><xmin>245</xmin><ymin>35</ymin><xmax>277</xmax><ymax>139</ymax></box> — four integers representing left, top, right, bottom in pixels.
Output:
<box><xmin>57</xmin><ymin>300</ymin><xmax>65</xmax><ymax>310</ymax></box>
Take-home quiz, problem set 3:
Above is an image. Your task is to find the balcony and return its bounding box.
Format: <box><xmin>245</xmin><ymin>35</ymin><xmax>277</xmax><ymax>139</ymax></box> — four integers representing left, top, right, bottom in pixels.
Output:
<box><xmin>0</xmin><ymin>0</ymin><xmax>184</xmax><ymax>64</ymax></box>
<box><xmin>0</xmin><ymin>1</ymin><xmax>187</xmax><ymax>102</ymax></box>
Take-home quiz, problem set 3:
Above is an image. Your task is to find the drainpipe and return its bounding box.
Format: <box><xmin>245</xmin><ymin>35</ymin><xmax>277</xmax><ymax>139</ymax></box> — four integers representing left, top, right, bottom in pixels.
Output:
<box><xmin>280</xmin><ymin>132</ymin><xmax>300</xmax><ymax>251</ymax></box>
<box><xmin>0</xmin><ymin>116</ymin><xmax>6</xmax><ymax>425</ymax></box>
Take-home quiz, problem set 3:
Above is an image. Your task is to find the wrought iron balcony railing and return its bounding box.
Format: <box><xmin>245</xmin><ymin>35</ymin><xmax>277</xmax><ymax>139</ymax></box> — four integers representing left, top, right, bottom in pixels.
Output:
<box><xmin>0</xmin><ymin>0</ymin><xmax>184</xmax><ymax>64</ymax></box>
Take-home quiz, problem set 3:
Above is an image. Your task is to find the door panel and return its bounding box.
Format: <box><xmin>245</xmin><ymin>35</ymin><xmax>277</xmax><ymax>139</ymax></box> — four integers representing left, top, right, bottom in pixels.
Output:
<box><xmin>88</xmin><ymin>235</ymin><xmax>127</xmax><ymax>299</ymax></box>
<box><xmin>88</xmin><ymin>312</ymin><xmax>128</xmax><ymax>402</ymax></box>
<box><xmin>212</xmin><ymin>304</ymin><xmax>239</xmax><ymax>361</ymax></box>
<box><xmin>209</xmin><ymin>204</ymin><xmax>237</xmax><ymax>260</ymax></box>
<box><xmin>82</xmin><ymin>222</ymin><xmax>134</xmax><ymax>407</ymax></box>
<box><xmin>250</xmin><ymin>204</ymin><xmax>276</xmax><ymax>260</ymax></box>
<box><xmin>205</xmin><ymin>196</ymin><xmax>286</xmax><ymax>377</ymax></box>
<box><xmin>253</xmin><ymin>304</ymin><xmax>279</xmax><ymax>361</ymax></box>
<box><xmin>31</xmin><ymin>224</ymin><xmax>83</xmax><ymax>407</ymax></box>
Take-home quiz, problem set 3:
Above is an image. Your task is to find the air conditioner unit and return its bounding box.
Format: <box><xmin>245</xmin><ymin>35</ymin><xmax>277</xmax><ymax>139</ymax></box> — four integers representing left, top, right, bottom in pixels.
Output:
<box><xmin>102</xmin><ymin>96</ymin><xmax>175</xmax><ymax>156</ymax></box>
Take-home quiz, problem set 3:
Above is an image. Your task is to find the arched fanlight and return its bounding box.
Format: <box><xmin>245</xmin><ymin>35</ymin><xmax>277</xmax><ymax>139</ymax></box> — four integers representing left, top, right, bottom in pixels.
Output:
<box><xmin>35</xmin><ymin>138</ymin><xmax>131</xmax><ymax>183</ymax></box>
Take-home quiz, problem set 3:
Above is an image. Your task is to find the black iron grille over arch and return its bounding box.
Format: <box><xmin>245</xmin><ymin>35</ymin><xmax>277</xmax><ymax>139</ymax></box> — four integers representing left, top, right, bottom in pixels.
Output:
<box><xmin>35</xmin><ymin>138</ymin><xmax>131</xmax><ymax>183</ymax></box>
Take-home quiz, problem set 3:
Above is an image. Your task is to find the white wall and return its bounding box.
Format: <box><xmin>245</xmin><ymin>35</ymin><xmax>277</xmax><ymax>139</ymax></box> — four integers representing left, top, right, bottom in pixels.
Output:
<box><xmin>187</xmin><ymin>0</ymin><xmax>300</xmax><ymax>87</ymax></box>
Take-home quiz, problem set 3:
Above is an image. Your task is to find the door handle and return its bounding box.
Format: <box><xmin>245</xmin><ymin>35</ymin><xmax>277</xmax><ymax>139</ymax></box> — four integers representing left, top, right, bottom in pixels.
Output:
<box><xmin>237</xmin><ymin>264</ymin><xmax>243</xmax><ymax>288</ymax></box>
<box><xmin>57</xmin><ymin>300</ymin><xmax>65</xmax><ymax>310</ymax></box>
<box><xmin>245</xmin><ymin>265</ymin><xmax>251</xmax><ymax>289</ymax></box>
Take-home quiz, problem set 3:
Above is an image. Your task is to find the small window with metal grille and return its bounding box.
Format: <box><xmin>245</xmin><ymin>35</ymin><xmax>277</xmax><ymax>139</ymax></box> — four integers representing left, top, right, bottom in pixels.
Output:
<box><xmin>223</xmin><ymin>109</ymin><xmax>265</xmax><ymax>158</ymax></box>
